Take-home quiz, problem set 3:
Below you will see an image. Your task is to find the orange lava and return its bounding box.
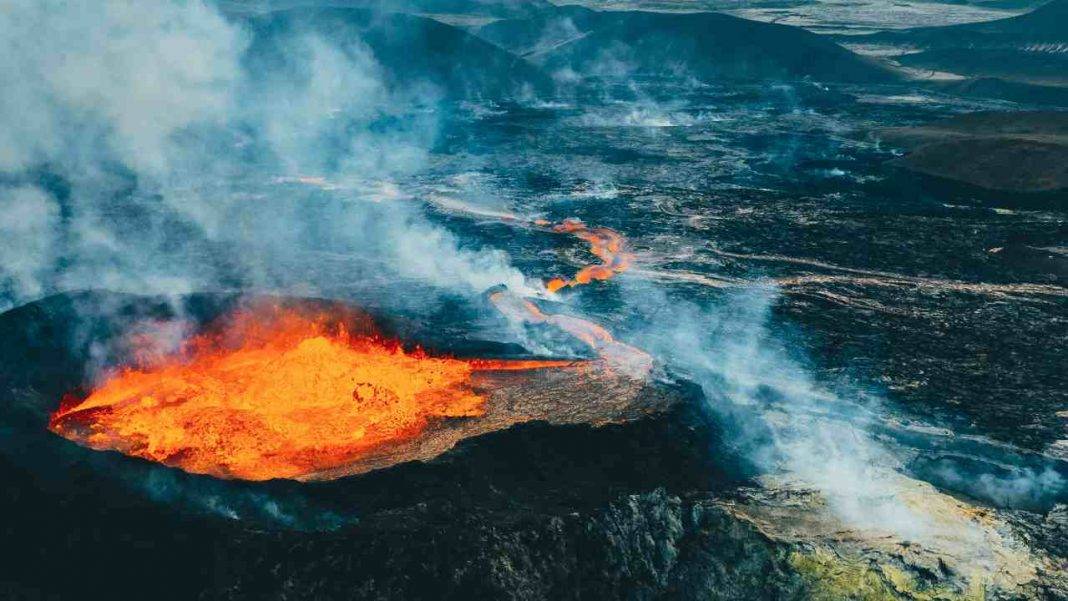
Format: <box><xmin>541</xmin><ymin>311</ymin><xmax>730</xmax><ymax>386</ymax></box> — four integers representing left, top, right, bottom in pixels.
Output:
<box><xmin>49</xmin><ymin>303</ymin><xmax>575</xmax><ymax>481</ymax></box>
<box><xmin>488</xmin><ymin>290</ymin><xmax>652</xmax><ymax>378</ymax></box>
<box><xmin>545</xmin><ymin>219</ymin><xmax>633</xmax><ymax>293</ymax></box>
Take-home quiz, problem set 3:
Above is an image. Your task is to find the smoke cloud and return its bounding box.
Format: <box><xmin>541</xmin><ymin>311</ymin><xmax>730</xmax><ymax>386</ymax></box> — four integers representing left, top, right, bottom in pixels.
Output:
<box><xmin>0</xmin><ymin>185</ymin><xmax>61</xmax><ymax>303</ymax></box>
<box><xmin>622</xmin><ymin>280</ymin><xmax>966</xmax><ymax>540</ymax></box>
<box><xmin>0</xmin><ymin>0</ymin><xmax>535</xmax><ymax>312</ymax></box>
<box><xmin>0</xmin><ymin>0</ymin><xmax>244</xmax><ymax>176</ymax></box>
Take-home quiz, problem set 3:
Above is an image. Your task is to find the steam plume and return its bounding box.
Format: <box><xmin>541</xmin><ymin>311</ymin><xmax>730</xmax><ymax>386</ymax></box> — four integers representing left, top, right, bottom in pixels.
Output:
<box><xmin>623</xmin><ymin>280</ymin><xmax>968</xmax><ymax>539</ymax></box>
<box><xmin>0</xmin><ymin>0</ymin><xmax>535</xmax><ymax>312</ymax></box>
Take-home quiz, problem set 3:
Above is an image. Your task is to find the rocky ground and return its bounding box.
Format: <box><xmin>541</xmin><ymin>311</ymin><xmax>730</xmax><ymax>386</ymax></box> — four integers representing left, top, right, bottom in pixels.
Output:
<box><xmin>1</xmin><ymin>292</ymin><xmax>1065</xmax><ymax>600</ymax></box>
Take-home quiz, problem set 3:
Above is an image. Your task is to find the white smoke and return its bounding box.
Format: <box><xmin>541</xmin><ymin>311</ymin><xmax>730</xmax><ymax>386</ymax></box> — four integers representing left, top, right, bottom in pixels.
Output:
<box><xmin>624</xmin><ymin>281</ymin><xmax>952</xmax><ymax>540</ymax></box>
<box><xmin>0</xmin><ymin>186</ymin><xmax>61</xmax><ymax>306</ymax></box>
<box><xmin>0</xmin><ymin>0</ymin><xmax>245</xmax><ymax>176</ymax></box>
<box><xmin>391</xmin><ymin>217</ymin><xmax>537</xmax><ymax>296</ymax></box>
<box><xmin>0</xmin><ymin>0</ymin><xmax>535</xmax><ymax>312</ymax></box>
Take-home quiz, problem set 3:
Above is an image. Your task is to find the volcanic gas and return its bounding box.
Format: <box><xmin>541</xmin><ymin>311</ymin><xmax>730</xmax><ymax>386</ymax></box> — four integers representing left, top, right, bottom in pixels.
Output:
<box><xmin>48</xmin><ymin>302</ymin><xmax>575</xmax><ymax>481</ymax></box>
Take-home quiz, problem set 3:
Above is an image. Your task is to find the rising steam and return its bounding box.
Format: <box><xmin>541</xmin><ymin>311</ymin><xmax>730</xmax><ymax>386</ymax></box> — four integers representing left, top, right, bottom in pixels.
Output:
<box><xmin>0</xmin><ymin>0</ymin><xmax>535</xmax><ymax>312</ymax></box>
<box><xmin>622</xmin><ymin>280</ymin><xmax>977</xmax><ymax>540</ymax></box>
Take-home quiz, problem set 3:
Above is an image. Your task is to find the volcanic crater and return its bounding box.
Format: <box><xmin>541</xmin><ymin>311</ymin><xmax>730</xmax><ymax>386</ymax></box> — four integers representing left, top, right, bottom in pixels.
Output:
<box><xmin>24</xmin><ymin>292</ymin><xmax>675</xmax><ymax>482</ymax></box>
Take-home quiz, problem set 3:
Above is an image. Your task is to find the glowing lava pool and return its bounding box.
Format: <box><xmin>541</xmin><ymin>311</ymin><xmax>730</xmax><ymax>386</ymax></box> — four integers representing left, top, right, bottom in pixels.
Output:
<box><xmin>48</xmin><ymin>302</ymin><xmax>575</xmax><ymax>481</ymax></box>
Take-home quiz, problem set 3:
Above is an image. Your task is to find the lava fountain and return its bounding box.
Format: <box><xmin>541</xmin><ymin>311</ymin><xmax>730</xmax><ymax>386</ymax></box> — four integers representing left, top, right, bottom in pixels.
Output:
<box><xmin>49</xmin><ymin>302</ymin><xmax>576</xmax><ymax>481</ymax></box>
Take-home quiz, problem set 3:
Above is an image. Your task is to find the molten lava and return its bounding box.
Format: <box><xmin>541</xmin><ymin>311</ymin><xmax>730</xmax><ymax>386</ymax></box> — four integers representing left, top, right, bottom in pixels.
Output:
<box><xmin>49</xmin><ymin>303</ymin><xmax>575</xmax><ymax>481</ymax></box>
<box><xmin>545</xmin><ymin>219</ymin><xmax>633</xmax><ymax>293</ymax></box>
<box><xmin>488</xmin><ymin>290</ymin><xmax>652</xmax><ymax>379</ymax></box>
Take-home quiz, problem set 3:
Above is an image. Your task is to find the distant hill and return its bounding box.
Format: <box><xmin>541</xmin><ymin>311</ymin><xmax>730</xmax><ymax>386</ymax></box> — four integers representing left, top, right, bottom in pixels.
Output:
<box><xmin>930</xmin><ymin>77</ymin><xmax>1068</xmax><ymax>107</ymax></box>
<box><xmin>476</xmin><ymin>5</ymin><xmax>602</xmax><ymax>55</ymax></box>
<box><xmin>864</xmin><ymin>0</ymin><xmax>1068</xmax><ymax>86</ymax></box>
<box><xmin>239</xmin><ymin>8</ymin><xmax>552</xmax><ymax>99</ymax></box>
<box><xmin>899</xmin><ymin>48</ymin><xmax>1068</xmax><ymax>82</ymax></box>
<box><xmin>875</xmin><ymin>111</ymin><xmax>1068</xmax><ymax>192</ymax></box>
<box><xmin>222</xmin><ymin>0</ymin><xmax>557</xmax><ymax>19</ymax></box>
<box><xmin>481</xmin><ymin>9</ymin><xmax>899</xmax><ymax>83</ymax></box>
<box><xmin>865</xmin><ymin>0</ymin><xmax>1068</xmax><ymax>44</ymax></box>
<box><xmin>931</xmin><ymin>0</ymin><xmax>1068</xmax><ymax>39</ymax></box>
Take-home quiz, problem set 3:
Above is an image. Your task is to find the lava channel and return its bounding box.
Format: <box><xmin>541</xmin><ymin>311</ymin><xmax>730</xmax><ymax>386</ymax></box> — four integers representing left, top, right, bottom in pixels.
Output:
<box><xmin>545</xmin><ymin>219</ymin><xmax>634</xmax><ymax>293</ymax></box>
<box><xmin>48</xmin><ymin>302</ymin><xmax>577</xmax><ymax>481</ymax></box>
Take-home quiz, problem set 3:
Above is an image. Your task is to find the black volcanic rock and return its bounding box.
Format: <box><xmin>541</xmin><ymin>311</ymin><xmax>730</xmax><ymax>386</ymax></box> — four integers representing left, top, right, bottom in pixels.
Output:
<box><xmin>483</xmin><ymin>9</ymin><xmax>898</xmax><ymax>84</ymax></box>
<box><xmin>209</xmin><ymin>490</ymin><xmax>806</xmax><ymax>601</ymax></box>
<box><xmin>874</xmin><ymin>111</ymin><xmax>1068</xmax><ymax>192</ymax></box>
<box><xmin>240</xmin><ymin>8</ymin><xmax>553</xmax><ymax>100</ymax></box>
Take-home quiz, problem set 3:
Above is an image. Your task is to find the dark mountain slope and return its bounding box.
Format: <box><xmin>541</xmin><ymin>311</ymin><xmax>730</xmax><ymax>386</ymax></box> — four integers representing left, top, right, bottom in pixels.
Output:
<box><xmin>532</xmin><ymin>11</ymin><xmax>899</xmax><ymax>83</ymax></box>
<box><xmin>864</xmin><ymin>0</ymin><xmax>1068</xmax><ymax>45</ymax></box>
<box><xmin>864</xmin><ymin>0</ymin><xmax>1068</xmax><ymax>85</ymax></box>
<box><xmin>223</xmin><ymin>0</ymin><xmax>558</xmax><ymax>20</ymax></box>
<box><xmin>926</xmin><ymin>0</ymin><xmax>1068</xmax><ymax>39</ymax></box>
<box><xmin>475</xmin><ymin>5</ymin><xmax>602</xmax><ymax>56</ymax></box>
<box><xmin>899</xmin><ymin>47</ymin><xmax>1068</xmax><ymax>82</ymax></box>
<box><xmin>930</xmin><ymin>77</ymin><xmax>1068</xmax><ymax>107</ymax></box>
<box><xmin>875</xmin><ymin>111</ymin><xmax>1068</xmax><ymax>192</ymax></box>
<box><xmin>240</xmin><ymin>8</ymin><xmax>553</xmax><ymax>99</ymax></box>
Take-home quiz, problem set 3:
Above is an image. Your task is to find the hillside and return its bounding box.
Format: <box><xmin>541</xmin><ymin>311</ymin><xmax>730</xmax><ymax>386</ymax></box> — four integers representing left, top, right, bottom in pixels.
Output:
<box><xmin>876</xmin><ymin>111</ymin><xmax>1068</xmax><ymax>192</ymax></box>
<box><xmin>864</xmin><ymin>0</ymin><xmax>1068</xmax><ymax>85</ymax></box>
<box><xmin>240</xmin><ymin>8</ymin><xmax>553</xmax><ymax>99</ymax></box>
<box><xmin>481</xmin><ymin>9</ymin><xmax>899</xmax><ymax>83</ymax></box>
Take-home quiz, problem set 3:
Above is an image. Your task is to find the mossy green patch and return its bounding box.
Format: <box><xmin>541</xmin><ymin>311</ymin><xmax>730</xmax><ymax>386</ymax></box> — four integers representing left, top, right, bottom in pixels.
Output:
<box><xmin>789</xmin><ymin>548</ymin><xmax>985</xmax><ymax>601</ymax></box>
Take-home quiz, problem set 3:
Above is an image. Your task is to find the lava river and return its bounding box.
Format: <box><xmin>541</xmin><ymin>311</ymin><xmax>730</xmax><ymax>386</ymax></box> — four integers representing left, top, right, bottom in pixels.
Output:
<box><xmin>544</xmin><ymin>218</ymin><xmax>634</xmax><ymax>293</ymax></box>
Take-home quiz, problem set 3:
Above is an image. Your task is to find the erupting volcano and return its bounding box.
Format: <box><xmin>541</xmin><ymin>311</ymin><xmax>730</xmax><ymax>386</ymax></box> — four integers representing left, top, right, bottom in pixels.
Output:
<box><xmin>48</xmin><ymin>302</ymin><xmax>575</xmax><ymax>481</ymax></box>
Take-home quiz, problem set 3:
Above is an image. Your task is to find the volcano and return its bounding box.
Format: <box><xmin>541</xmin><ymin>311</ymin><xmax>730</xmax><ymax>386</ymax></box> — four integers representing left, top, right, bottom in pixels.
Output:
<box><xmin>5</xmin><ymin>1</ymin><xmax>1068</xmax><ymax>598</ymax></box>
<box><xmin>0</xmin><ymin>291</ymin><xmax>748</xmax><ymax>600</ymax></box>
<box><xmin>2</xmin><ymin>291</ymin><xmax>1063</xmax><ymax>600</ymax></box>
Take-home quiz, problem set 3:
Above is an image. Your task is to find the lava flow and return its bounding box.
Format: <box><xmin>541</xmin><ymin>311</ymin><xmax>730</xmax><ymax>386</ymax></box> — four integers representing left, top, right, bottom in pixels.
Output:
<box><xmin>49</xmin><ymin>303</ymin><xmax>575</xmax><ymax>481</ymax></box>
<box><xmin>488</xmin><ymin>289</ymin><xmax>653</xmax><ymax>378</ymax></box>
<box><xmin>545</xmin><ymin>219</ymin><xmax>634</xmax><ymax>293</ymax></box>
